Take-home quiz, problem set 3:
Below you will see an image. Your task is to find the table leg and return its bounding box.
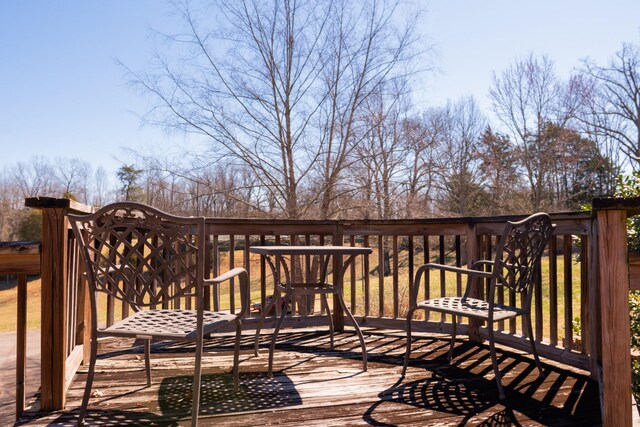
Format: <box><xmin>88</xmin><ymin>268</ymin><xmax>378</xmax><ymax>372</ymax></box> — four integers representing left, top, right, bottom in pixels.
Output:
<box><xmin>336</xmin><ymin>291</ymin><xmax>368</xmax><ymax>371</ymax></box>
<box><xmin>269</xmin><ymin>289</ymin><xmax>293</xmax><ymax>377</ymax></box>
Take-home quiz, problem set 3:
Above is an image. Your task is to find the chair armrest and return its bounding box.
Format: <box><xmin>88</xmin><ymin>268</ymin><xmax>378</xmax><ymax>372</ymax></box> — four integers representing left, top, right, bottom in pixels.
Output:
<box><xmin>410</xmin><ymin>263</ymin><xmax>493</xmax><ymax>308</ymax></box>
<box><xmin>204</xmin><ymin>268</ymin><xmax>250</xmax><ymax>319</ymax></box>
<box><xmin>470</xmin><ymin>260</ymin><xmax>494</xmax><ymax>270</ymax></box>
<box><xmin>205</xmin><ymin>268</ymin><xmax>247</xmax><ymax>285</ymax></box>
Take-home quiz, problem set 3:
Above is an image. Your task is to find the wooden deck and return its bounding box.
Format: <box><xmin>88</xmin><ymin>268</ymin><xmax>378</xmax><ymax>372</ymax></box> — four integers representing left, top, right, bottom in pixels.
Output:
<box><xmin>17</xmin><ymin>328</ymin><xmax>601</xmax><ymax>426</ymax></box>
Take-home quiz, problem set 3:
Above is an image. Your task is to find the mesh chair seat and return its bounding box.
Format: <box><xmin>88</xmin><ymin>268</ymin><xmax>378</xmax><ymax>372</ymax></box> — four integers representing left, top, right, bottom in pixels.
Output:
<box><xmin>418</xmin><ymin>297</ymin><xmax>523</xmax><ymax>321</ymax></box>
<box><xmin>102</xmin><ymin>309</ymin><xmax>238</xmax><ymax>340</ymax></box>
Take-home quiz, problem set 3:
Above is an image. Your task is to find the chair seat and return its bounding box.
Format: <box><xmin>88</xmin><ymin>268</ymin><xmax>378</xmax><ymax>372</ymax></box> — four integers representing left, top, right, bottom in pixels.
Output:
<box><xmin>418</xmin><ymin>297</ymin><xmax>523</xmax><ymax>321</ymax></box>
<box><xmin>101</xmin><ymin>309</ymin><xmax>237</xmax><ymax>340</ymax></box>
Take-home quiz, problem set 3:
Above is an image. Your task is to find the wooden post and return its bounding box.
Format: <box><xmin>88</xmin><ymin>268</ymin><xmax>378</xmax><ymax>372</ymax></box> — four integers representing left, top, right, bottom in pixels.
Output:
<box><xmin>587</xmin><ymin>220</ymin><xmax>601</xmax><ymax>379</ymax></box>
<box><xmin>596</xmin><ymin>206</ymin><xmax>631</xmax><ymax>427</ymax></box>
<box><xmin>40</xmin><ymin>206</ymin><xmax>69</xmax><ymax>410</ymax></box>
<box><xmin>25</xmin><ymin>197</ymin><xmax>94</xmax><ymax>411</ymax></box>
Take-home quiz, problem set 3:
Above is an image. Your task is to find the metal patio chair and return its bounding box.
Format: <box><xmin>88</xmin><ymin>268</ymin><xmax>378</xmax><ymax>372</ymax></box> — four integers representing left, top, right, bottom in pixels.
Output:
<box><xmin>401</xmin><ymin>212</ymin><xmax>554</xmax><ymax>399</ymax></box>
<box><xmin>69</xmin><ymin>202</ymin><xmax>249</xmax><ymax>426</ymax></box>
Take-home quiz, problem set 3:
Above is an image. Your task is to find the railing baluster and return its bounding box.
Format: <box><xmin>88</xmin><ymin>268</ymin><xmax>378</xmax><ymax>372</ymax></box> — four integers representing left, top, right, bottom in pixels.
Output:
<box><xmin>580</xmin><ymin>235</ymin><xmax>589</xmax><ymax>355</ymax></box>
<box><xmin>534</xmin><ymin>261</ymin><xmax>543</xmax><ymax>341</ymax></box>
<box><xmin>363</xmin><ymin>235</ymin><xmax>370</xmax><ymax>318</ymax></box>
<box><xmin>407</xmin><ymin>235</ymin><xmax>414</xmax><ymax>320</ymax></box>
<box><xmin>378</xmin><ymin>236</ymin><xmax>384</xmax><ymax>318</ymax></box>
<box><xmin>260</xmin><ymin>235</ymin><xmax>267</xmax><ymax>314</ymax></box>
<box><xmin>244</xmin><ymin>235</ymin><xmax>251</xmax><ymax>316</ymax></box>
<box><xmin>564</xmin><ymin>235</ymin><xmax>573</xmax><ymax>350</ymax></box>
<box><xmin>392</xmin><ymin>235</ymin><xmax>399</xmax><ymax>319</ymax></box>
<box><xmin>229</xmin><ymin>234</ymin><xmax>236</xmax><ymax>313</ymax></box>
<box><xmin>213</xmin><ymin>235</ymin><xmax>220</xmax><ymax>312</ymax></box>
<box><xmin>549</xmin><ymin>236</ymin><xmax>558</xmax><ymax>346</ymax></box>
<box><xmin>16</xmin><ymin>273</ymin><xmax>27</xmax><ymax>419</ymax></box>
<box><xmin>204</xmin><ymin>232</ymin><xmax>212</xmax><ymax>311</ymax></box>
<box><xmin>438</xmin><ymin>235</ymin><xmax>445</xmax><ymax>322</ymax></box>
<box><xmin>350</xmin><ymin>235</ymin><xmax>356</xmax><ymax>314</ymax></box>
<box><xmin>424</xmin><ymin>235</ymin><xmax>430</xmax><ymax>310</ymax></box>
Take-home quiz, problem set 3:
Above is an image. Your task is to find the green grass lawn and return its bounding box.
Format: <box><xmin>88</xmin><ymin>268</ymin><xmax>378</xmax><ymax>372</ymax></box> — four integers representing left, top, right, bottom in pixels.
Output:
<box><xmin>0</xmin><ymin>276</ymin><xmax>42</xmax><ymax>333</ymax></box>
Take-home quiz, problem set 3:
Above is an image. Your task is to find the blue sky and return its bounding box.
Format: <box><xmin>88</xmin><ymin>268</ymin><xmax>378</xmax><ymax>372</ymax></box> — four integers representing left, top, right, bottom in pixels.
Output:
<box><xmin>1</xmin><ymin>1</ymin><xmax>639</xmax><ymax>176</ymax></box>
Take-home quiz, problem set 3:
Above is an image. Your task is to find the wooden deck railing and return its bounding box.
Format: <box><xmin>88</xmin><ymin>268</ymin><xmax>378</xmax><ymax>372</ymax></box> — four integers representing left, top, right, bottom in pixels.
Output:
<box><xmin>0</xmin><ymin>241</ymin><xmax>40</xmax><ymax>419</ymax></box>
<box><xmin>16</xmin><ymin>196</ymin><xmax>640</xmax><ymax>426</ymax></box>
<box><xmin>23</xmin><ymin>197</ymin><xmax>94</xmax><ymax>412</ymax></box>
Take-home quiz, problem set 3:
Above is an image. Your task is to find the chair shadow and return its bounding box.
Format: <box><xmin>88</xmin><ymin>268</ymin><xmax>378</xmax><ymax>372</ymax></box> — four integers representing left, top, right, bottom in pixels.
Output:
<box><xmin>364</xmin><ymin>371</ymin><xmax>505</xmax><ymax>426</ymax></box>
<box><xmin>18</xmin><ymin>372</ymin><xmax>301</xmax><ymax>426</ymax></box>
<box><xmin>18</xmin><ymin>408</ymin><xmax>175</xmax><ymax>426</ymax></box>
<box><xmin>158</xmin><ymin>372</ymin><xmax>302</xmax><ymax>418</ymax></box>
<box><xmin>364</xmin><ymin>339</ymin><xmax>601</xmax><ymax>426</ymax></box>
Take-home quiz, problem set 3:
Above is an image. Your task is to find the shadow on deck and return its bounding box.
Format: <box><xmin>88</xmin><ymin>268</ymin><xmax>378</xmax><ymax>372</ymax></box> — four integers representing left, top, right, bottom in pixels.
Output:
<box><xmin>16</xmin><ymin>328</ymin><xmax>601</xmax><ymax>426</ymax></box>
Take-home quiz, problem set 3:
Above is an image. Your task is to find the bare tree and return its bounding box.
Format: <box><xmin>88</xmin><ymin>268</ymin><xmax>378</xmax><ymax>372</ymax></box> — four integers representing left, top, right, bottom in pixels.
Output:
<box><xmin>92</xmin><ymin>166</ymin><xmax>112</xmax><ymax>207</ymax></box>
<box><xmin>434</xmin><ymin>97</ymin><xmax>488</xmax><ymax>216</ymax></box>
<box><xmin>0</xmin><ymin>170</ymin><xmax>23</xmax><ymax>240</ymax></box>
<box><xmin>54</xmin><ymin>157</ymin><xmax>92</xmax><ymax>203</ymax></box>
<box><xmin>489</xmin><ymin>54</ymin><xmax>579</xmax><ymax>211</ymax></box>
<box><xmin>400</xmin><ymin>114</ymin><xmax>441</xmax><ymax>217</ymax></box>
<box><xmin>350</xmin><ymin>81</ymin><xmax>411</xmax><ymax>220</ymax></box>
<box><xmin>476</xmin><ymin>127</ymin><xmax>523</xmax><ymax>215</ymax></box>
<box><xmin>130</xmin><ymin>0</ymin><xmax>422</xmax><ymax>219</ymax></box>
<box><xmin>577</xmin><ymin>43</ymin><xmax>640</xmax><ymax>170</ymax></box>
<box><xmin>11</xmin><ymin>156</ymin><xmax>58</xmax><ymax>198</ymax></box>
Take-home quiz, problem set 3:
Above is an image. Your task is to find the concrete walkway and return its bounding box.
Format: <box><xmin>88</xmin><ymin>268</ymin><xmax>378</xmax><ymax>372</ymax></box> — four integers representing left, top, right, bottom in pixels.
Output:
<box><xmin>0</xmin><ymin>331</ymin><xmax>40</xmax><ymax>425</ymax></box>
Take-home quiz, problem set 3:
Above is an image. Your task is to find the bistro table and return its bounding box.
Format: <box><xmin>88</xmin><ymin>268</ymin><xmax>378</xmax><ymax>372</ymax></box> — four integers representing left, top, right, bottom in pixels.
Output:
<box><xmin>250</xmin><ymin>245</ymin><xmax>373</xmax><ymax>376</ymax></box>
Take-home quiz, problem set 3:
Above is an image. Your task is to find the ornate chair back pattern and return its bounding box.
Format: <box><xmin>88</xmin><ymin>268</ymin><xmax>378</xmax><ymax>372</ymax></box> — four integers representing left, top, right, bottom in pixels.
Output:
<box><xmin>74</xmin><ymin>204</ymin><xmax>205</xmax><ymax>311</ymax></box>
<box><xmin>492</xmin><ymin>213</ymin><xmax>554</xmax><ymax>295</ymax></box>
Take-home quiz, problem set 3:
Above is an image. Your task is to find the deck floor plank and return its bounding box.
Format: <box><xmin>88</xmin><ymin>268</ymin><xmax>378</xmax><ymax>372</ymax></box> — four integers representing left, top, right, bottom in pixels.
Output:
<box><xmin>17</xmin><ymin>329</ymin><xmax>600</xmax><ymax>426</ymax></box>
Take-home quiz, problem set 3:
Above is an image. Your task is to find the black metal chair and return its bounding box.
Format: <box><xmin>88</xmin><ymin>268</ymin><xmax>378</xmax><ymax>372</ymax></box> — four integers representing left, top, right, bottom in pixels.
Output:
<box><xmin>69</xmin><ymin>202</ymin><xmax>250</xmax><ymax>426</ymax></box>
<box><xmin>401</xmin><ymin>212</ymin><xmax>554</xmax><ymax>399</ymax></box>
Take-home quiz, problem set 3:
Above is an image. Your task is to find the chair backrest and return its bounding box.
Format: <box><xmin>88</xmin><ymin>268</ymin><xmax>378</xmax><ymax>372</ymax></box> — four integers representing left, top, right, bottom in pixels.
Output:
<box><xmin>69</xmin><ymin>202</ymin><xmax>206</xmax><ymax>310</ymax></box>
<box><xmin>492</xmin><ymin>212</ymin><xmax>554</xmax><ymax>295</ymax></box>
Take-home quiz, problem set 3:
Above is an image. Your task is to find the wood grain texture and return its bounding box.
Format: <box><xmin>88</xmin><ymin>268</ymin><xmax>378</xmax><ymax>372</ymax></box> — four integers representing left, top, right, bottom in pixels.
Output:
<box><xmin>597</xmin><ymin>209</ymin><xmax>632</xmax><ymax>427</ymax></box>
<box><xmin>39</xmin><ymin>207</ymin><xmax>68</xmax><ymax>410</ymax></box>
<box><xmin>0</xmin><ymin>242</ymin><xmax>40</xmax><ymax>274</ymax></box>
<box><xmin>16</xmin><ymin>329</ymin><xmax>601</xmax><ymax>426</ymax></box>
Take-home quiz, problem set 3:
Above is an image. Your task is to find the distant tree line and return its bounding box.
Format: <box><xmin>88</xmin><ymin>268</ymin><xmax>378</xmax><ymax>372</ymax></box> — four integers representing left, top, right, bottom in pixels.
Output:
<box><xmin>1</xmin><ymin>0</ymin><xmax>638</xmax><ymax>241</ymax></box>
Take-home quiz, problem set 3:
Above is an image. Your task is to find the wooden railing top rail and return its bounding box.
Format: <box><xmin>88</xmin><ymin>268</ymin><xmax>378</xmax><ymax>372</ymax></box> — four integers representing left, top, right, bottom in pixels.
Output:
<box><xmin>25</xmin><ymin>196</ymin><xmax>94</xmax><ymax>214</ymax></box>
<box><xmin>592</xmin><ymin>196</ymin><xmax>640</xmax><ymax>216</ymax></box>
<box><xmin>203</xmin><ymin>211</ymin><xmax>593</xmax><ymax>236</ymax></box>
<box><xmin>0</xmin><ymin>241</ymin><xmax>40</xmax><ymax>275</ymax></box>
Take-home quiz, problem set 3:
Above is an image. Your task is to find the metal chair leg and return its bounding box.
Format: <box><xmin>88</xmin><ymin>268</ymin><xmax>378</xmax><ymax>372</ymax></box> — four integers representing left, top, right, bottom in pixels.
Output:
<box><xmin>448</xmin><ymin>315</ymin><xmax>457</xmax><ymax>360</ymax></box>
<box><xmin>191</xmin><ymin>336</ymin><xmax>203</xmax><ymax>427</ymax></box>
<box><xmin>487</xmin><ymin>325</ymin><xmax>505</xmax><ymax>399</ymax></box>
<box><xmin>321</xmin><ymin>293</ymin><xmax>334</xmax><ymax>350</ymax></box>
<box><xmin>401</xmin><ymin>307</ymin><xmax>416</xmax><ymax>378</ymax></box>
<box><xmin>525</xmin><ymin>313</ymin><xmax>543</xmax><ymax>375</ymax></box>
<box><xmin>144</xmin><ymin>339</ymin><xmax>151</xmax><ymax>387</ymax></box>
<box><xmin>233</xmin><ymin>321</ymin><xmax>242</xmax><ymax>391</ymax></box>
<box><xmin>78</xmin><ymin>335</ymin><xmax>98</xmax><ymax>426</ymax></box>
<box><xmin>268</xmin><ymin>291</ymin><xmax>292</xmax><ymax>377</ymax></box>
